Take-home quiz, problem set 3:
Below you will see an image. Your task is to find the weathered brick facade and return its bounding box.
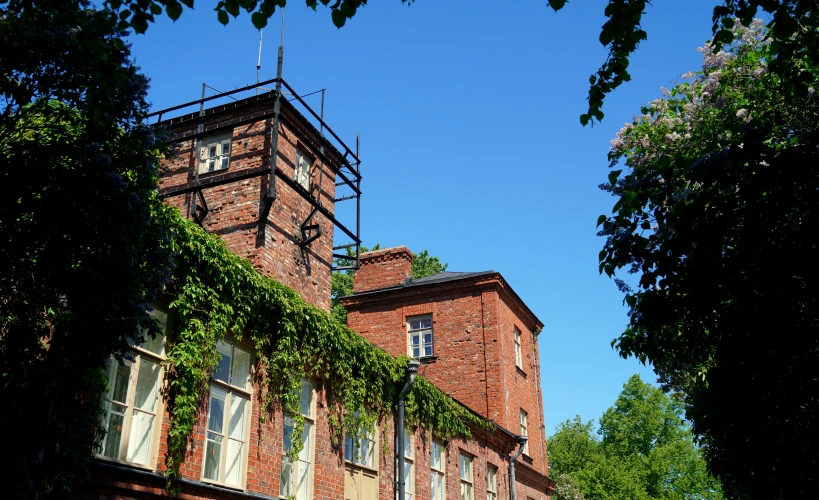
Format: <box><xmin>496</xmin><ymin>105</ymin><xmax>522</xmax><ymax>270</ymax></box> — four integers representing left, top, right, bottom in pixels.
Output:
<box><xmin>85</xmin><ymin>90</ymin><xmax>554</xmax><ymax>500</ymax></box>
<box><xmin>343</xmin><ymin>248</ymin><xmax>551</xmax><ymax>497</ymax></box>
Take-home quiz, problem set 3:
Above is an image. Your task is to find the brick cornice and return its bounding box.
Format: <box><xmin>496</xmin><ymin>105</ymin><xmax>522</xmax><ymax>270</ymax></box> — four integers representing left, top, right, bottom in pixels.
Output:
<box><xmin>342</xmin><ymin>272</ymin><xmax>543</xmax><ymax>333</ymax></box>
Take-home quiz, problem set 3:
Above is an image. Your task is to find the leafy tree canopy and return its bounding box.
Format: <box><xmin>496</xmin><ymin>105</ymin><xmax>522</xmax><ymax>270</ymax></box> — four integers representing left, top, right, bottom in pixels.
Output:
<box><xmin>549</xmin><ymin>375</ymin><xmax>723</xmax><ymax>500</ymax></box>
<box><xmin>0</xmin><ymin>1</ymin><xmax>173</xmax><ymax>496</ymax></box>
<box><xmin>599</xmin><ymin>18</ymin><xmax>818</xmax><ymax>499</ymax></box>
<box><xmin>106</xmin><ymin>0</ymin><xmax>819</xmax><ymax>124</ymax></box>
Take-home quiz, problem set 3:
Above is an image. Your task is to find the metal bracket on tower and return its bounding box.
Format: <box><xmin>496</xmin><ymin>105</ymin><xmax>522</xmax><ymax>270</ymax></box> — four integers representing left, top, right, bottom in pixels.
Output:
<box><xmin>299</xmin><ymin>206</ymin><xmax>322</xmax><ymax>247</ymax></box>
<box><xmin>191</xmin><ymin>188</ymin><xmax>210</xmax><ymax>226</ymax></box>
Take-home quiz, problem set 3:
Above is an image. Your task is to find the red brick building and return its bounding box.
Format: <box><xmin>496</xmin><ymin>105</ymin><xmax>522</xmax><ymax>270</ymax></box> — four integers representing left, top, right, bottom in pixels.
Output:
<box><xmin>87</xmin><ymin>81</ymin><xmax>554</xmax><ymax>500</ymax></box>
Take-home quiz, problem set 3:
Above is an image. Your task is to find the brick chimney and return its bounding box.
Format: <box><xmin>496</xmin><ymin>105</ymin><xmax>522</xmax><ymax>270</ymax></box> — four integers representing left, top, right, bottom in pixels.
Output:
<box><xmin>353</xmin><ymin>246</ymin><xmax>414</xmax><ymax>293</ymax></box>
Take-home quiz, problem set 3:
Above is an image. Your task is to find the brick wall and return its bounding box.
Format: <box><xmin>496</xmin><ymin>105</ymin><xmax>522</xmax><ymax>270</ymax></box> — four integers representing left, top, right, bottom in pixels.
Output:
<box><xmin>353</xmin><ymin>246</ymin><xmax>414</xmax><ymax>293</ymax></box>
<box><xmin>159</xmin><ymin>94</ymin><xmax>339</xmax><ymax>311</ymax></box>
<box><xmin>343</xmin><ymin>258</ymin><xmax>548</xmax><ymax>477</ymax></box>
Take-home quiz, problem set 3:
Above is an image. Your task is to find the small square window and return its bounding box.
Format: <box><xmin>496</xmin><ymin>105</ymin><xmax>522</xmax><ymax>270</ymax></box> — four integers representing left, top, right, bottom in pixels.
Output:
<box><xmin>407</xmin><ymin>316</ymin><xmax>433</xmax><ymax>358</ymax></box>
<box><xmin>198</xmin><ymin>133</ymin><xmax>232</xmax><ymax>174</ymax></box>
<box><xmin>295</xmin><ymin>148</ymin><xmax>313</xmax><ymax>190</ymax></box>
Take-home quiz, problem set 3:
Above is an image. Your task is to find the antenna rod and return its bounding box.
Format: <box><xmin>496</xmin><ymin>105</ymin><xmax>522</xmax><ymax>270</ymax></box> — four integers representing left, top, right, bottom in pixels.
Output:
<box><xmin>264</xmin><ymin>8</ymin><xmax>285</xmax><ymax>214</ymax></box>
<box><xmin>256</xmin><ymin>30</ymin><xmax>263</xmax><ymax>95</ymax></box>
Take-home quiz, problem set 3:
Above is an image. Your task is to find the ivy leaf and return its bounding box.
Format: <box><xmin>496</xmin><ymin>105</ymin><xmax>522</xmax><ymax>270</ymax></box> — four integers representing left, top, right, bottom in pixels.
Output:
<box><xmin>331</xmin><ymin>9</ymin><xmax>346</xmax><ymax>28</ymax></box>
<box><xmin>549</xmin><ymin>0</ymin><xmax>566</xmax><ymax>12</ymax></box>
<box><xmin>306</xmin><ymin>0</ymin><xmax>318</xmax><ymax>9</ymax></box>
<box><xmin>150</xmin><ymin>3</ymin><xmax>162</xmax><ymax>15</ymax></box>
<box><xmin>580</xmin><ymin>114</ymin><xmax>590</xmax><ymax>126</ymax></box>
<box><xmin>217</xmin><ymin>9</ymin><xmax>230</xmax><ymax>25</ymax></box>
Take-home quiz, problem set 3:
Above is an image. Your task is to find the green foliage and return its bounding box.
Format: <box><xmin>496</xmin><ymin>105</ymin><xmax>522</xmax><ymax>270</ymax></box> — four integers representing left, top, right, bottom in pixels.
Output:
<box><xmin>162</xmin><ymin>213</ymin><xmax>486</xmax><ymax>480</ymax></box>
<box><xmin>549</xmin><ymin>376</ymin><xmax>722</xmax><ymax>500</ymax></box>
<box><xmin>411</xmin><ymin>249</ymin><xmax>448</xmax><ymax>279</ymax></box>
<box><xmin>599</xmin><ymin>19</ymin><xmax>819</xmax><ymax>498</ymax></box>
<box><xmin>0</xmin><ymin>2</ymin><xmax>174</xmax><ymax>496</ymax></box>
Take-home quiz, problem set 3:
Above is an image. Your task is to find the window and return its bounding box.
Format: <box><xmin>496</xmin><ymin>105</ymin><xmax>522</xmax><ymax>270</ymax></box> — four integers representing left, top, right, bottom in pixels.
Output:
<box><xmin>408</xmin><ymin>316</ymin><xmax>433</xmax><ymax>358</ymax></box>
<box><xmin>486</xmin><ymin>465</ymin><xmax>498</xmax><ymax>500</ymax></box>
<box><xmin>199</xmin><ymin>133</ymin><xmax>232</xmax><ymax>174</ymax></box>
<box><xmin>99</xmin><ymin>307</ymin><xmax>167</xmax><ymax>467</ymax></box>
<box><xmin>295</xmin><ymin>148</ymin><xmax>313</xmax><ymax>189</ymax></box>
<box><xmin>520</xmin><ymin>410</ymin><xmax>529</xmax><ymax>455</ymax></box>
<box><xmin>402</xmin><ymin>426</ymin><xmax>414</xmax><ymax>500</ymax></box>
<box><xmin>459</xmin><ymin>453</ymin><xmax>473</xmax><ymax>500</ymax></box>
<box><xmin>202</xmin><ymin>339</ymin><xmax>252</xmax><ymax>488</ymax></box>
<box><xmin>281</xmin><ymin>380</ymin><xmax>316</xmax><ymax>500</ymax></box>
<box><xmin>344</xmin><ymin>416</ymin><xmax>378</xmax><ymax>500</ymax></box>
<box><xmin>344</xmin><ymin>425</ymin><xmax>376</xmax><ymax>468</ymax></box>
<box><xmin>514</xmin><ymin>328</ymin><xmax>522</xmax><ymax>369</ymax></box>
<box><xmin>430</xmin><ymin>439</ymin><xmax>445</xmax><ymax>500</ymax></box>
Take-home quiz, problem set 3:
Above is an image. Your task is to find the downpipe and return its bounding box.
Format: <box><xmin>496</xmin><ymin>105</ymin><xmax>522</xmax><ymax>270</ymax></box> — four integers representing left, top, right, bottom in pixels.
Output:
<box><xmin>396</xmin><ymin>358</ymin><xmax>421</xmax><ymax>500</ymax></box>
<box><xmin>509</xmin><ymin>435</ymin><xmax>528</xmax><ymax>500</ymax></box>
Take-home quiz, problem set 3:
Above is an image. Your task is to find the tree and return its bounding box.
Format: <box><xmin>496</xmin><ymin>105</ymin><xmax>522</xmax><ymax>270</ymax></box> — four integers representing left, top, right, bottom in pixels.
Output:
<box><xmin>107</xmin><ymin>0</ymin><xmax>819</xmax><ymax>125</ymax></box>
<box><xmin>0</xmin><ymin>1</ymin><xmax>173</xmax><ymax>496</ymax></box>
<box><xmin>599</xmin><ymin>19</ymin><xmax>819</xmax><ymax>499</ymax></box>
<box><xmin>330</xmin><ymin>245</ymin><xmax>447</xmax><ymax>323</ymax></box>
<box><xmin>549</xmin><ymin>375</ymin><xmax>722</xmax><ymax>500</ymax></box>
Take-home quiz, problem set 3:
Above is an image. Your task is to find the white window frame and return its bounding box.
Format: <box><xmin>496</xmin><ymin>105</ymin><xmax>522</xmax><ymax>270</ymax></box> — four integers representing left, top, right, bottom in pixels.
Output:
<box><xmin>401</xmin><ymin>425</ymin><xmax>415</xmax><ymax>500</ymax></box>
<box><xmin>486</xmin><ymin>464</ymin><xmax>498</xmax><ymax>500</ymax></box>
<box><xmin>98</xmin><ymin>306</ymin><xmax>168</xmax><ymax>469</ymax></box>
<box><xmin>514</xmin><ymin>328</ymin><xmax>522</xmax><ymax>369</ymax></box>
<box><xmin>407</xmin><ymin>316</ymin><xmax>433</xmax><ymax>358</ymax></box>
<box><xmin>201</xmin><ymin>338</ymin><xmax>253</xmax><ymax>489</ymax></box>
<box><xmin>431</xmin><ymin>439</ymin><xmax>446</xmax><ymax>500</ymax></box>
<box><xmin>295</xmin><ymin>147</ymin><xmax>313</xmax><ymax>190</ymax></box>
<box><xmin>281</xmin><ymin>379</ymin><xmax>317</xmax><ymax>500</ymax></box>
<box><xmin>198</xmin><ymin>132</ymin><xmax>232</xmax><ymax>174</ymax></box>
<box><xmin>344</xmin><ymin>422</ymin><xmax>378</xmax><ymax>470</ymax></box>
<box><xmin>459</xmin><ymin>452</ymin><xmax>474</xmax><ymax>500</ymax></box>
<box><xmin>520</xmin><ymin>410</ymin><xmax>529</xmax><ymax>455</ymax></box>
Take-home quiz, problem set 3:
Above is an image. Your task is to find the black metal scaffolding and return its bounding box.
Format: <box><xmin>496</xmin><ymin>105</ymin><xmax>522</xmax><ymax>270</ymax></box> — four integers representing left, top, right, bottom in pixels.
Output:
<box><xmin>148</xmin><ymin>79</ymin><xmax>361</xmax><ymax>270</ymax></box>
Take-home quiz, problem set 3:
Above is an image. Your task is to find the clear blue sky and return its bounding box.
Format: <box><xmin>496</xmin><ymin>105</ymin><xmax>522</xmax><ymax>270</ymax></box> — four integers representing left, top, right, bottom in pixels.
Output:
<box><xmin>130</xmin><ymin>0</ymin><xmax>717</xmax><ymax>436</ymax></box>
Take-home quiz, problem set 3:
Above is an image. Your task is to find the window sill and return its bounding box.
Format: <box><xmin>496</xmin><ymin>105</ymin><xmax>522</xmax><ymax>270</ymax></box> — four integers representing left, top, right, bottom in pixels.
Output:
<box><xmin>200</xmin><ymin>477</ymin><xmax>246</xmax><ymax>492</ymax></box>
<box><xmin>93</xmin><ymin>454</ymin><xmax>157</xmax><ymax>473</ymax></box>
<box><xmin>197</xmin><ymin>167</ymin><xmax>231</xmax><ymax>178</ymax></box>
<box><xmin>516</xmin><ymin>366</ymin><xmax>527</xmax><ymax>378</ymax></box>
<box><xmin>344</xmin><ymin>460</ymin><xmax>379</xmax><ymax>474</ymax></box>
<box><xmin>418</xmin><ymin>355</ymin><xmax>438</xmax><ymax>364</ymax></box>
<box><xmin>521</xmin><ymin>454</ymin><xmax>534</xmax><ymax>466</ymax></box>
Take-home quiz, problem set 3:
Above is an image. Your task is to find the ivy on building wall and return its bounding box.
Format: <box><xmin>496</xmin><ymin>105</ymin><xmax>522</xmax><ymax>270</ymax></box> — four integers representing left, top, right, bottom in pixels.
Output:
<box><xmin>159</xmin><ymin>205</ymin><xmax>490</xmax><ymax>482</ymax></box>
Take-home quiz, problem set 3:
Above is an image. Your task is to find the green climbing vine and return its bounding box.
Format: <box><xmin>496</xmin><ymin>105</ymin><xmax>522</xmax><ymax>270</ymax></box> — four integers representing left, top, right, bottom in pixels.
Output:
<box><xmin>158</xmin><ymin>205</ymin><xmax>489</xmax><ymax>482</ymax></box>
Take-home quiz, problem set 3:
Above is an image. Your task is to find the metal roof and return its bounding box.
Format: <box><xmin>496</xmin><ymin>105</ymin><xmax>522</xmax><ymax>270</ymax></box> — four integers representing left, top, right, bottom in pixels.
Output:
<box><xmin>348</xmin><ymin>270</ymin><xmax>496</xmax><ymax>296</ymax></box>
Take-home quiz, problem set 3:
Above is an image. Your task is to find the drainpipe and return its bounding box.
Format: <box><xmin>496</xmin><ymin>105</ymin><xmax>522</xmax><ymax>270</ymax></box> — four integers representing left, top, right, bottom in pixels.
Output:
<box><xmin>396</xmin><ymin>358</ymin><xmax>421</xmax><ymax>500</ymax></box>
<box><xmin>509</xmin><ymin>435</ymin><xmax>528</xmax><ymax>500</ymax></box>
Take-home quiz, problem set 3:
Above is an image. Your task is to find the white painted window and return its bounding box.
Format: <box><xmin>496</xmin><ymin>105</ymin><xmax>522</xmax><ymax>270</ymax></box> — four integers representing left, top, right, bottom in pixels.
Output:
<box><xmin>486</xmin><ymin>465</ymin><xmax>498</xmax><ymax>500</ymax></box>
<box><xmin>99</xmin><ymin>307</ymin><xmax>167</xmax><ymax>467</ymax></box>
<box><xmin>344</xmin><ymin>415</ymin><xmax>378</xmax><ymax>500</ymax></box>
<box><xmin>198</xmin><ymin>133</ymin><xmax>232</xmax><ymax>174</ymax></box>
<box><xmin>202</xmin><ymin>339</ymin><xmax>252</xmax><ymax>488</ymax></box>
<box><xmin>514</xmin><ymin>328</ymin><xmax>522</xmax><ymax>369</ymax></box>
<box><xmin>431</xmin><ymin>439</ymin><xmax>445</xmax><ymax>500</ymax></box>
<box><xmin>459</xmin><ymin>453</ymin><xmax>474</xmax><ymax>500</ymax></box>
<box><xmin>402</xmin><ymin>426</ymin><xmax>415</xmax><ymax>500</ymax></box>
<box><xmin>295</xmin><ymin>148</ymin><xmax>313</xmax><ymax>189</ymax></box>
<box><xmin>520</xmin><ymin>410</ymin><xmax>529</xmax><ymax>455</ymax></box>
<box><xmin>408</xmin><ymin>316</ymin><xmax>433</xmax><ymax>358</ymax></box>
<box><xmin>345</xmin><ymin>425</ymin><xmax>376</xmax><ymax>468</ymax></box>
<box><xmin>281</xmin><ymin>379</ymin><xmax>316</xmax><ymax>500</ymax></box>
